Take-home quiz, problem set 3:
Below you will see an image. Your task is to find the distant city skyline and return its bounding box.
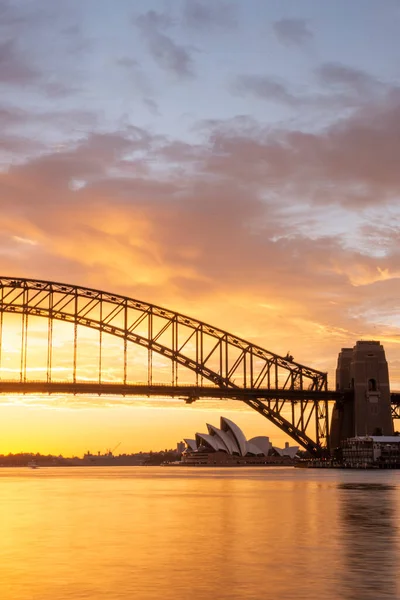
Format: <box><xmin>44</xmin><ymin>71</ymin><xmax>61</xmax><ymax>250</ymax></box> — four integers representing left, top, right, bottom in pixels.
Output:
<box><xmin>1</xmin><ymin>0</ymin><xmax>399</xmax><ymax>454</ymax></box>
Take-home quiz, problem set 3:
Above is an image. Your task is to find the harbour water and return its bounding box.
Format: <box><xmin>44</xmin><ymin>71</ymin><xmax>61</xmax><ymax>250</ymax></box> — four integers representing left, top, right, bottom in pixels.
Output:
<box><xmin>0</xmin><ymin>466</ymin><xmax>399</xmax><ymax>600</ymax></box>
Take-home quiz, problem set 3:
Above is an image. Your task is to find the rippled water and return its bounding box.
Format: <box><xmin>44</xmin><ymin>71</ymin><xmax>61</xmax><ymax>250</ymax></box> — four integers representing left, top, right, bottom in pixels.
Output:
<box><xmin>0</xmin><ymin>466</ymin><xmax>399</xmax><ymax>599</ymax></box>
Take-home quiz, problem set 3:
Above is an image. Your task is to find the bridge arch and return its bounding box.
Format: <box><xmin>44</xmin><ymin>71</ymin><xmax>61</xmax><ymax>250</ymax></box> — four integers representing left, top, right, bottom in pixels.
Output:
<box><xmin>0</xmin><ymin>276</ymin><xmax>329</xmax><ymax>455</ymax></box>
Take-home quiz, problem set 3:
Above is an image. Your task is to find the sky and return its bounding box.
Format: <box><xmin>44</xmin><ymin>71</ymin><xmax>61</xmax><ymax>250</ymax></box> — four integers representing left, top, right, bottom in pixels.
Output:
<box><xmin>0</xmin><ymin>0</ymin><xmax>400</xmax><ymax>455</ymax></box>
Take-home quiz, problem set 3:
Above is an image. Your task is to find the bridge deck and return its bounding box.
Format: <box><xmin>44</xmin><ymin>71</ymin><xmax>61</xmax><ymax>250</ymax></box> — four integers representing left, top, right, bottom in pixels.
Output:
<box><xmin>0</xmin><ymin>379</ymin><xmax>365</xmax><ymax>401</ymax></box>
<box><xmin>0</xmin><ymin>380</ymin><xmax>344</xmax><ymax>401</ymax></box>
<box><xmin>1</xmin><ymin>381</ymin><xmax>398</xmax><ymax>406</ymax></box>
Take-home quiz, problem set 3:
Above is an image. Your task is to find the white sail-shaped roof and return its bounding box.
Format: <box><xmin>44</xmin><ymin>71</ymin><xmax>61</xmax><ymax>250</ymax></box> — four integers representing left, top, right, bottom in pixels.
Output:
<box><xmin>273</xmin><ymin>446</ymin><xmax>299</xmax><ymax>459</ymax></box>
<box><xmin>195</xmin><ymin>433</ymin><xmax>227</xmax><ymax>453</ymax></box>
<box><xmin>220</xmin><ymin>417</ymin><xmax>248</xmax><ymax>456</ymax></box>
<box><xmin>273</xmin><ymin>447</ymin><xmax>284</xmax><ymax>457</ymax></box>
<box><xmin>184</xmin><ymin>417</ymin><xmax>298</xmax><ymax>460</ymax></box>
<box><xmin>184</xmin><ymin>439</ymin><xmax>197</xmax><ymax>451</ymax></box>
<box><xmin>248</xmin><ymin>436</ymin><xmax>270</xmax><ymax>456</ymax></box>
<box><xmin>246</xmin><ymin>442</ymin><xmax>265</xmax><ymax>456</ymax></box>
<box><xmin>283</xmin><ymin>446</ymin><xmax>299</xmax><ymax>459</ymax></box>
<box><xmin>206</xmin><ymin>423</ymin><xmax>240</xmax><ymax>455</ymax></box>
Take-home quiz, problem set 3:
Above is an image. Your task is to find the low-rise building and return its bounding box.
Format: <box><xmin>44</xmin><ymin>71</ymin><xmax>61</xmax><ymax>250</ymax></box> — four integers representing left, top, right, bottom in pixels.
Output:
<box><xmin>341</xmin><ymin>436</ymin><xmax>400</xmax><ymax>468</ymax></box>
<box><xmin>176</xmin><ymin>441</ymin><xmax>185</xmax><ymax>454</ymax></box>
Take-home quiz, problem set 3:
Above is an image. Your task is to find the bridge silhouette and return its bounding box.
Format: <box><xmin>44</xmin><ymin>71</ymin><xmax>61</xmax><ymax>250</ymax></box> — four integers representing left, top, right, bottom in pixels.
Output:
<box><xmin>0</xmin><ymin>277</ymin><xmax>398</xmax><ymax>457</ymax></box>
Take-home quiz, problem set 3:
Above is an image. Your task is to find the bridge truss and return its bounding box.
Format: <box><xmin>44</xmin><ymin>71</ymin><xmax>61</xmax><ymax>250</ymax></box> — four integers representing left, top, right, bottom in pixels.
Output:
<box><xmin>0</xmin><ymin>277</ymin><xmax>335</xmax><ymax>455</ymax></box>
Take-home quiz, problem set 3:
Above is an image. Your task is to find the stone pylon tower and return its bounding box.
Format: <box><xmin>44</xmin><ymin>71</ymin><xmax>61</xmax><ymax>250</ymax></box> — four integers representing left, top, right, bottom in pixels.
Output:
<box><xmin>330</xmin><ymin>341</ymin><xmax>393</xmax><ymax>449</ymax></box>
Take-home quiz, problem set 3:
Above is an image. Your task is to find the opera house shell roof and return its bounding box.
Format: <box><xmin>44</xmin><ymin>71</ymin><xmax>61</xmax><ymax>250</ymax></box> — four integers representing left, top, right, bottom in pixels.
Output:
<box><xmin>184</xmin><ymin>417</ymin><xmax>299</xmax><ymax>458</ymax></box>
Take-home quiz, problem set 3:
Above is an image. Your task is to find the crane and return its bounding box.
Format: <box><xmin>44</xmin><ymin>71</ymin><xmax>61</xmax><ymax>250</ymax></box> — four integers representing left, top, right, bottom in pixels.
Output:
<box><xmin>106</xmin><ymin>442</ymin><xmax>121</xmax><ymax>456</ymax></box>
<box><xmin>112</xmin><ymin>442</ymin><xmax>121</xmax><ymax>454</ymax></box>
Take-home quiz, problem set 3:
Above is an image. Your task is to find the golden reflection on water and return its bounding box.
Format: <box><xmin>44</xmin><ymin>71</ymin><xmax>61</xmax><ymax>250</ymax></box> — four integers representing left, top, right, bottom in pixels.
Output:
<box><xmin>0</xmin><ymin>467</ymin><xmax>399</xmax><ymax>600</ymax></box>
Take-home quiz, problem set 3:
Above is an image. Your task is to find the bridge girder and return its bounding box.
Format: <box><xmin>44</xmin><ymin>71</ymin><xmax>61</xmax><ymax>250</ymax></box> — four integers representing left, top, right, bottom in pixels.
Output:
<box><xmin>0</xmin><ymin>276</ymin><xmax>330</xmax><ymax>455</ymax></box>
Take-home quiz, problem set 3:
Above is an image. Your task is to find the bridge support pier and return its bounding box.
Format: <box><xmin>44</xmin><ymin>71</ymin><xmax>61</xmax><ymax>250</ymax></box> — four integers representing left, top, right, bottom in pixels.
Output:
<box><xmin>330</xmin><ymin>341</ymin><xmax>393</xmax><ymax>449</ymax></box>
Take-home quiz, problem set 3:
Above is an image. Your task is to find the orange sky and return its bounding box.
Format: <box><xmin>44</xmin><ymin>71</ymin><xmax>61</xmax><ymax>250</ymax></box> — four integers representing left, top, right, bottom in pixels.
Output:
<box><xmin>0</xmin><ymin>402</ymin><xmax>300</xmax><ymax>456</ymax></box>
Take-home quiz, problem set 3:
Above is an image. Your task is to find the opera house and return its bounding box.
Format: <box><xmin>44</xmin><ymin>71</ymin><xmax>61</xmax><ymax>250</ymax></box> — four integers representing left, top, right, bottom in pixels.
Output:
<box><xmin>182</xmin><ymin>416</ymin><xmax>299</xmax><ymax>466</ymax></box>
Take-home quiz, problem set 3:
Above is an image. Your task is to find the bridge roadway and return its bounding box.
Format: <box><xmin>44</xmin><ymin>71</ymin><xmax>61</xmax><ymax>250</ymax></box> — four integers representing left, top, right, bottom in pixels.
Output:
<box><xmin>0</xmin><ymin>380</ymin><xmax>398</xmax><ymax>404</ymax></box>
<box><xmin>0</xmin><ymin>380</ymin><xmax>342</xmax><ymax>400</ymax></box>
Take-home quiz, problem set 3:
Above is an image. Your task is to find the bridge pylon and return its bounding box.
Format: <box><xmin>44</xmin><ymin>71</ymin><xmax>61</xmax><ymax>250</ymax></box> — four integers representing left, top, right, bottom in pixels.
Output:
<box><xmin>330</xmin><ymin>341</ymin><xmax>393</xmax><ymax>449</ymax></box>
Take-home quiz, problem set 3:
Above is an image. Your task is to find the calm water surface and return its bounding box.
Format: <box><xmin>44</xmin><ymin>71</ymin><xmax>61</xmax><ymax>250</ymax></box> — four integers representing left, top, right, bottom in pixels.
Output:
<box><xmin>0</xmin><ymin>466</ymin><xmax>399</xmax><ymax>600</ymax></box>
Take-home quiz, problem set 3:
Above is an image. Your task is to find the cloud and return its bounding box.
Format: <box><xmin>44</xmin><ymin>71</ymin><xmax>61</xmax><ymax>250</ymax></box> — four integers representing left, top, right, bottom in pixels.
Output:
<box><xmin>0</xmin><ymin>133</ymin><xmax>46</xmax><ymax>157</ymax></box>
<box><xmin>0</xmin><ymin>39</ymin><xmax>39</xmax><ymax>85</ymax></box>
<box><xmin>205</xmin><ymin>89</ymin><xmax>400</xmax><ymax>208</ymax></box>
<box><xmin>182</xmin><ymin>1</ymin><xmax>236</xmax><ymax>29</ymax></box>
<box><xmin>273</xmin><ymin>18</ymin><xmax>313</xmax><ymax>46</ymax></box>
<box><xmin>0</xmin><ymin>106</ymin><xmax>26</xmax><ymax>127</ymax></box>
<box><xmin>316</xmin><ymin>62</ymin><xmax>383</xmax><ymax>96</ymax></box>
<box><xmin>7</xmin><ymin>129</ymin><xmax>153</xmax><ymax>191</ymax></box>
<box><xmin>0</xmin><ymin>0</ymin><xmax>44</xmax><ymax>28</ymax></box>
<box><xmin>42</xmin><ymin>80</ymin><xmax>82</xmax><ymax>98</ymax></box>
<box><xmin>0</xmin><ymin>2</ymin><xmax>91</xmax><ymax>101</ymax></box>
<box><xmin>1</xmin><ymin>83</ymin><xmax>400</xmax><ymax>385</ymax></box>
<box><xmin>91</xmin><ymin>89</ymin><xmax>400</xmax><ymax>217</ymax></box>
<box><xmin>136</xmin><ymin>10</ymin><xmax>194</xmax><ymax>79</ymax></box>
<box><xmin>115</xmin><ymin>56</ymin><xmax>154</xmax><ymax>98</ymax></box>
<box><xmin>0</xmin><ymin>35</ymin><xmax>84</xmax><ymax>99</ymax></box>
<box><xmin>148</xmin><ymin>34</ymin><xmax>193</xmax><ymax>78</ymax></box>
<box><xmin>136</xmin><ymin>9</ymin><xmax>172</xmax><ymax>31</ymax></box>
<box><xmin>143</xmin><ymin>97</ymin><xmax>159</xmax><ymax>115</ymax></box>
<box><xmin>233</xmin><ymin>63</ymin><xmax>386</xmax><ymax>111</ymax></box>
<box><xmin>116</xmin><ymin>57</ymin><xmax>140</xmax><ymax>69</ymax></box>
<box><xmin>233</xmin><ymin>74</ymin><xmax>297</xmax><ymax>105</ymax></box>
<box><xmin>0</xmin><ymin>106</ymin><xmax>98</xmax><ymax>164</ymax></box>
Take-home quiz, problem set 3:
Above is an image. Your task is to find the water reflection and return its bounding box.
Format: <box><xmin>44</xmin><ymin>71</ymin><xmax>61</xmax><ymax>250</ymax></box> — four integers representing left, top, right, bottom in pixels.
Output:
<box><xmin>1</xmin><ymin>468</ymin><xmax>400</xmax><ymax>600</ymax></box>
<box><xmin>338</xmin><ymin>481</ymin><xmax>399</xmax><ymax>600</ymax></box>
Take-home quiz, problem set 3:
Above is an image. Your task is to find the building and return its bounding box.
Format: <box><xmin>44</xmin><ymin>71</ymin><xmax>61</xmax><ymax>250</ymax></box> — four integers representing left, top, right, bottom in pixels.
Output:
<box><xmin>341</xmin><ymin>436</ymin><xmax>400</xmax><ymax>468</ymax></box>
<box><xmin>331</xmin><ymin>341</ymin><xmax>393</xmax><ymax>448</ymax></box>
<box><xmin>182</xmin><ymin>416</ymin><xmax>299</xmax><ymax>466</ymax></box>
<box><xmin>176</xmin><ymin>441</ymin><xmax>185</xmax><ymax>454</ymax></box>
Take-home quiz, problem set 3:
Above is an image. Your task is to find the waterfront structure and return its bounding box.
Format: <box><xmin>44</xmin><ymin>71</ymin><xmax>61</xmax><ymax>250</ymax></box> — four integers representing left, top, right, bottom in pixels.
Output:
<box><xmin>341</xmin><ymin>436</ymin><xmax>400</xmax><ymax>468</ymax></box>
<box><xmin>182</xmin><ymin>417</ymin><xmax>299</xmax><ymax>465</ymax></box>
<box><xmin>331</xmin><ymin>341</ymin><xmax>393</xmax><ymax>448</ymax></box>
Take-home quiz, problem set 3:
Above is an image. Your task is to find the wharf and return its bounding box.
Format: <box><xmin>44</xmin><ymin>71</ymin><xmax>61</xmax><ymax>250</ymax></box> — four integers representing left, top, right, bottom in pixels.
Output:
<box><xmin>295</xmin><ymin>460</ymin><xmax>400</xmax><ymax>469</ymax></box>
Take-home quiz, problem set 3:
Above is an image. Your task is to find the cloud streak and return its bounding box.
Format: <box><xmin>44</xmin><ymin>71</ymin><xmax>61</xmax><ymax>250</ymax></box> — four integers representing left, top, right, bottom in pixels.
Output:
<box><xmin>183</xmin><ymin>1</ymin><xmax>236</xmax><ymax>29</ymax></box>
<box><xmin>136</xmin><ymin>10</ymin><xmax>194</xmax><ymax>79</ymax></box>
<box><xmin>316</xmin><ymin>62</ymin><xmax>384</xmax><ymax>95</ymax></box>
<box><xmin>233</xmin><ymin>62</ymin><xmax>387</xmax><ymax>110</ymax></box>
<box><xmin>233</xmin><ymin>74</ymin><xmax>297</xmax><ymax>105</ymax></box>
<box><xmin>0</xmin><ymin>39</ymin><xmax>39</xmax><ymax>85</ymax></box>
<box><xmin>273</xmin><ymin>18</ymin><xmax>313</xmax><ymax>46</ymax></box>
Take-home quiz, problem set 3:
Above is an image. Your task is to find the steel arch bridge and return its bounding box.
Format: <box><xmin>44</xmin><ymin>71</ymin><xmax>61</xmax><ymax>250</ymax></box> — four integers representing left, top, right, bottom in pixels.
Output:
<box><xmin>0</xmin><ymin>276</ymin><xmax>343</xmax><ymax>456</ymax></box>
